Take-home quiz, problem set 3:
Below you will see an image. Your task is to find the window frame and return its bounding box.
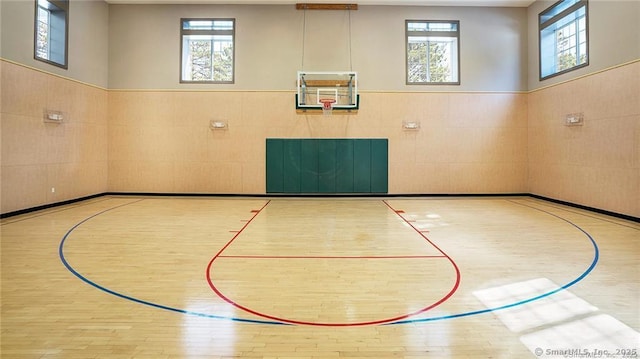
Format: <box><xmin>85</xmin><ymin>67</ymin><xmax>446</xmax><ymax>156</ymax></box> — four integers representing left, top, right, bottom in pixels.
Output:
<box><xmin>405</xmin><ymin>19</ymin><xmax>461</xmax><ymax>86</ymax></box>
<box><xmin>33</xmin><ymin>0</ymin><xmax>69</xmax><ymax>69</ymax></box>
<box><xmin>538</xmin><ymin>0</ymin><xmax>589</xmax><ymax>81</ymax></box>
<box><xmin>180</xmin><ymin>18</ymin><xmax>236</xmax><ymax>84</ymax></box>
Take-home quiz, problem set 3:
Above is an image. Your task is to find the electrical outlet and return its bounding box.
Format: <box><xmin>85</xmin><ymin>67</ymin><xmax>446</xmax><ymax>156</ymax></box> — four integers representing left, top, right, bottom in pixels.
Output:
<box><xmin>51</xmin><ymin>187</ymin><xmax>55</xmax><ymax>193</ymax></box>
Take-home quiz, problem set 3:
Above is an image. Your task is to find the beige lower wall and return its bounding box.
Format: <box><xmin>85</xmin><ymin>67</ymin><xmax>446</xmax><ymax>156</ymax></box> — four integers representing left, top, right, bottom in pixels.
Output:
<box><xmin>107</xmin><ymin>90</ymin><xmax>528</xmax><ymax>195</ymax></box>
<box><xmin>528</xmin><ymin>61</ymin><xmax>640</xmax><ymax>218</ymax></box>
<box><xmin>1</xmin><ymin>60</ymin><xmax>108</xmax><ymax>214</ymax></box>
<box><xmin>2</xmin><ymin>60</ymin><xmax>638</xmax><ymax>218</ymax></box>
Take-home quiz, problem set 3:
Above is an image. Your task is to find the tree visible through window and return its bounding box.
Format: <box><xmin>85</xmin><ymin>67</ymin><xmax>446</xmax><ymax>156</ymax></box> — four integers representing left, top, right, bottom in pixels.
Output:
<box><xmin>539</xmin><ymin>0</ymin><xmax>588</xmax><ymax>80</ymax></box>
<box><xmin>34</xmin><ymin>0</ymin><xmax>68</xmax><ymax>69</ymax></box>
<box><xmin>36</xmin><ymin>6</ymin><xmax>49</xmax><ymax>59</ymax></box>
<box><xmin>406</xmin><ymin>20</ymin><xmax>459</xmax><ymax>85</ymax></box>
<box><xmin>181</xmin><ymin>19</ymin><xmax>235</xmax><ymax>83</ymax></box>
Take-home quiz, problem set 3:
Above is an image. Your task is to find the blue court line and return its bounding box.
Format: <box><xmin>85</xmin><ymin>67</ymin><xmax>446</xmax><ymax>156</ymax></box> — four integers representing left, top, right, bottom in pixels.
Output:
<box><xmin>60</xmin><ymin>198</ymin><xmax>599</xmax><ymax>326</ymax></box>
<box><xmin>58</xmin><ymin>199</ymin><xmax>290</xmax><ymax>326</ymax></box>
<box><xmin>387</xmin><ymin>200</ymin><xmax>600</xmax><ymax>325</ymax></box>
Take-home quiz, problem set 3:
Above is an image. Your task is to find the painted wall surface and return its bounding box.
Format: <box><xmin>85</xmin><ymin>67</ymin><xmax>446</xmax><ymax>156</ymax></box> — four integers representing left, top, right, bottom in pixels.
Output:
<box><xmin>525</xmin><ymin>0</ymin><xmax>640</xmax><ymax>218</ymax></box>
<box><xmin>0</xmin><ymin>0</ymin><xmax>110</xmax><ymax>88</ymax></box>
<box><xmin>107</xmin><ymin>90</ymin><xmax>528</xmax><ymax>195</ymax></box>
<box><xmin>1</xmin><ymin>61</ymin><xmax>109</xmax><ymax>214</ymax></box>
<box><xmin>528</xmin><ymin>61</ymin><xmax>639</xmax><ymax>217</ymax></box>
<box><xmin>527</xmin><ymin>0</ymin><xmax>640</xmax><ymax>90</ymax></box>
<box><xmin>0</xmin><ymin>0</ymin><xmax>109</xmax><ymax>214</ymax></box>
<box><xmin>108</xmin><ymin>4</ymin><xmax>528</xmax><ymax>92</ymax></box>
<box><xmin>1</xmin><ymin>1</ymin><xmax>638</xmax><ymax>219</ymax></box>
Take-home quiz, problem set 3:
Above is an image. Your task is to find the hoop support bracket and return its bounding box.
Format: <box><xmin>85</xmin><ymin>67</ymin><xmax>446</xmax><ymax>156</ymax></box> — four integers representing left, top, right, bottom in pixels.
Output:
<box><xmin>296</xmin><ymin>3</ymin><xmax>358</xmax><ymax>10</ymax></box>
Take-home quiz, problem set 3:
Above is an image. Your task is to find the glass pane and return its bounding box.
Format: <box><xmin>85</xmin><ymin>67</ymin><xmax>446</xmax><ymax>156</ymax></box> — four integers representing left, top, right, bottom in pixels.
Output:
<box><xmin>407</xmin><ymin>21</ymin><xmax>457</xmax><ymax>32</ymax></box>
<box><xmin>34</xmin><ymin>0</ymin><xmax>67</xmax><ymax>67</ymax></box>
<box><xmin>540</xmin><ymin>26</ymin><xmax>556</xmax><ymax>78</ymax></box>
<box><xmin>407</xmin><ymin>22</ymin><xmax>427</xmax><ymax>32</ymax></box>
<box><xmin>36</xmin><ymin>7</ymin><xmax>50</xmax><ymax>59</ymax></box>
<box><xmin>407</xmin><ymin>36</ymin><xmax>456</xmax><ymax>83</ymax></box>
<box><xmin>183</xmin><ymin>19</ymin><xmax>233</xmax><ymax>31</ymax></box>
<box><xmin>182</xmin><ymin>34</ymin><xmax>233</xmax><ymax>82</ymax></box>
<box><xmin>408</xmin><ymin>35</ymin><xmax>427</xmax><ymax>44</ymax></box>
<box><xmin>578</xmin><ymin>17</ymin><xmax>587</xmax><ymax>65</ymax></box>
<box><xmin>407</xmin><ymin>41</ymin><xmax>427</xmax><ymax>83</ymax></box>
<box><xmin>555</xmin><ymin>6</ymin><xmax>585</xmax><ymax>29</ymax></box>
<box><xmin>540</xmin><ymin>4</ymin><xmax>586</xmax><ymax>78</ymax></box>
<box><xmin>38</xmin><ymin>7</ymin><xmax>49</xmax><ymax>24</ymax></box>
<box><xmin>188</xmin><ymin>39</ymin><xmax>212</xmax><ymax>81</ymax></box>
<box><xmin>428</xmin><ymin>39</ymin><xmax>456</xmax><ymax>82</ymax></box>
<box><xmin>540</xmin><ymin>0</ymin><xmax>580</xmax><ymax>24</ymax></box>
<box><xmin>212</xmin><ymin>40</ymin><xmax>233</xmax><ymax>82</ymax></box>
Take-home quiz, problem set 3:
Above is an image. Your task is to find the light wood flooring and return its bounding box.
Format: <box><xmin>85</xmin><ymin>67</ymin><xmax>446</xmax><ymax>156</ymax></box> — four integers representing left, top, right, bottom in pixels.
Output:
<box><xmin>1</xmin><ymin>196</ymin><xmax>638</xmax><ymax>358</ymax></box>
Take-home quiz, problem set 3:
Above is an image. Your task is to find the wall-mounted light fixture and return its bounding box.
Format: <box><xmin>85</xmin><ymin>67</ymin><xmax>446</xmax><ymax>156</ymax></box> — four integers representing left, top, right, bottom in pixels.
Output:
<box><xmin>44</xmin><ymin>110</ymin><xmax>64</xmax><ymax>124</ymax></box>
<box><xmin>210</xmin><ymin>120</ymin><xmax>228</xmax><ymax>130</ymax></box>
<box><xmin>565</xmin><ymin>112</ymin><xmax>584</xmax><ymax>126</ymax></box>
<box><xmin>403</xmin><ymin>121</ymin><xmax>420</xmax><ymax>130</ymax></box>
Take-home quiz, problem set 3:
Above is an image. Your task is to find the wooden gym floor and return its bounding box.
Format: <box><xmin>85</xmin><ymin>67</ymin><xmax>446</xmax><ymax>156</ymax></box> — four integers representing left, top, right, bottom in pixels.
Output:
<box><xmin>1</xmin><ymin>195</ymin><xmax>638</xmax><ymax>358</ymax></box>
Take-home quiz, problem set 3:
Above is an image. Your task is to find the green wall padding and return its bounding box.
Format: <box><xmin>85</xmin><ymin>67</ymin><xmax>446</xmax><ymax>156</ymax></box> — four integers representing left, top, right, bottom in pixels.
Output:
<box><xmin>300</xmin><ymin>139</ymin><xmax>319</xmax><ymax>193</ymax></box>
<box><xmin>336</xmin><ymin>140</ymin><xmax>355</xmax><ymax>193</ymax></box>
<box><xmin>266</xmin><ymin>138</ymin><xmax>388</xmax><ymax>194</ymax></box>
<box><xmin>353</xmin><ymin>139</ymin><xmax>372</xmax><ymax>192</ymax></box>
<box><xmin>318</xmin><ymin>139</ymin><xmax>337</xmax><ymax>193</ymax></box>
<box><xmin>265</xmin><ymin>139</ymin><xmax>284</xmax><ymax>193</ymax></box>
<box><xmin>370</xmin><ymin>139</ymin><xmax>389</xmax><ymax>193</ymax></box>
<box><xmin>283</xmin><ymin>139</ymin><xmax>301</xmax><ymax>192</ymax></box>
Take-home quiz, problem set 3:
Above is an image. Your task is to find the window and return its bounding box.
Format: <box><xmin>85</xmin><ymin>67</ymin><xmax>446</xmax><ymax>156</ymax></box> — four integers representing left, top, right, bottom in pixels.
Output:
<box><xmin>539</xmin><ymin>0</ymin><xmax>588</xmax><ymax>80</ymax></box>
<box><xmin>180</xmin><ymin>19</ymin><xmax>235</xmax><ymax>83</ymax></box>
<box><xmin>406</xmin><ymin>20</ymin><xmax>460</xmax><ymax>85</ymax></box>
<box><xmin>34</xmin><ymin>0</ymin><xmax>68</xmax><ymax>69</ymax></box>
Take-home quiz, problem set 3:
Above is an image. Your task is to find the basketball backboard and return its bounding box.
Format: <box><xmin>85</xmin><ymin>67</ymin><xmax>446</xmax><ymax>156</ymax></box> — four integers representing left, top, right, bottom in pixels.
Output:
<box><xmin>296</xmin><ymin>71</ymin><xmax>359</xmax><ymax>112</ymax></box>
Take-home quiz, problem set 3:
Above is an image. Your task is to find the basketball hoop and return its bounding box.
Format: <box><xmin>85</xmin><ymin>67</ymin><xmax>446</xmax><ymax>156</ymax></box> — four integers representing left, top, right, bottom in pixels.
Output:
<box><xmin>319</xmin><ymin>99</ymin><xmax>336</xmax><ymax>116</ymax></box>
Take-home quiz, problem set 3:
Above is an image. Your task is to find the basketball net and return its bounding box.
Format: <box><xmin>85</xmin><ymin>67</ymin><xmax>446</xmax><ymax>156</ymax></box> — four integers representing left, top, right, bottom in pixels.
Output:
<box><xmin>320</xmin><ymin>99</ymin><xmax>336</xmax><ymax>116</ymax></box>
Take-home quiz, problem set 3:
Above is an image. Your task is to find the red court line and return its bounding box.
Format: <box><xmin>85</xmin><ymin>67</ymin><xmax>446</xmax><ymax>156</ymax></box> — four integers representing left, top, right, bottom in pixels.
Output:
<box><xmin>382</xmin><ymin>201</ymin><xmax>452</xmax><ymax>258</ymax></box>
<box><xmin>207</xmin><ymin>199</ymin><xmax>462</xmax><ymax>327</ymax></box>
<box><xmin>210</xmin><ymin>201</ymin><xmax>271</xmax><ymax>259</ymax></box>
<box><xmin>218</xmin><ymin>255</ymin><xmax>446</xmax><ymax>259</ymax></box>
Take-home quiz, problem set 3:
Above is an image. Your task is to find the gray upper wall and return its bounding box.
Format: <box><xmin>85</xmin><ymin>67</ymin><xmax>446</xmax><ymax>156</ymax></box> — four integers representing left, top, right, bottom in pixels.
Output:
<box><xmin>108</xmin><ymin>4</ymin><xmax>528</xmax><ymax>91</ymax></box>
<box><xmin>1</xmin><ymin>0</ymin><xmax>637</xmax><ymax>92</ymax></box>
<box><xmin>0</xmin><ymin>0</ymin><xmax>109</xmax><ymax>88</ymax></box>
<box><xmin>527</xmin><ymin>0</ymin><xmax>640</xmax><ymax>91</ymax></box>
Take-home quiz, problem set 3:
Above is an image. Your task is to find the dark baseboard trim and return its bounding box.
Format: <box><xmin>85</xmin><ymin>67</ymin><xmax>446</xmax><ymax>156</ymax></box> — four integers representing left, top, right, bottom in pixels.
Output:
<box><xmin>2</xmin><ymin>192</ymin><xmax>638</xmax><ymax>223</ymax></box>
<box><xmin>0</xmin><ymin>193</ymin><xmax>106</xmax><ymax>219</ymax></box>
<box><xmin>105</xmin><ymin>192</ymin><xmax>530</xmax><ymax>198</ymax></box>
<box><xmin>528</xmin><ymin>194</ymin><xmax>639</xmax><ymax>223</ymax></box>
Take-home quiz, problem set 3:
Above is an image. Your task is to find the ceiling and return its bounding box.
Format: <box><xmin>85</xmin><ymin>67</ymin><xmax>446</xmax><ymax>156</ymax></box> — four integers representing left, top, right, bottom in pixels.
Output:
<box><xmin>104</xmin><ymin>0</ymin><xmax>536</xmax><ymax>7</ymax></box>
